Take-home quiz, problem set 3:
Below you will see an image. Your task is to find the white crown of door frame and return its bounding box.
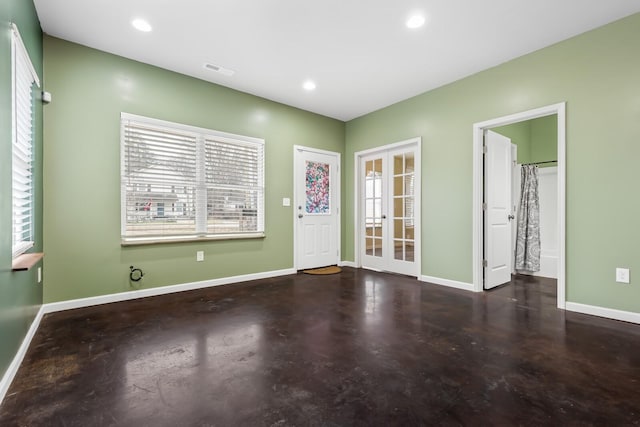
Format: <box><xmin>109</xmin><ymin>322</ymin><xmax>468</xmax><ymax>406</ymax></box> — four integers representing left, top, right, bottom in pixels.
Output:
<box><xmin>353</xmin><ymin>137</ymin><xmax>422</xmax><ymax>278</ymax></box>
<box><xmin>472</xmin><ymin>102</ymin><xmax>566</xmax><ymax>309</ymax></box>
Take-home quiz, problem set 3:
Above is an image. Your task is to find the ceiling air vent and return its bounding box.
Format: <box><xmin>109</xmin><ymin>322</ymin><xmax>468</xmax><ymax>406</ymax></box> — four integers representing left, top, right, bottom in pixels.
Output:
<box><xmin>203</xmin><ymin>63</ymin><xmax>235</xmax><ymax>76</ymax></box>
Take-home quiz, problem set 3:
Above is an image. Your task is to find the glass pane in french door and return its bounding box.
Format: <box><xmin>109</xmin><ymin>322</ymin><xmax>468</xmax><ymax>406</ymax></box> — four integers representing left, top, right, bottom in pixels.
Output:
<box><xmin>364</xmin><ymin>158</ymin><xmax>383</xmax><ymax>257</ymax></box>
<box><xmin>392</xmin><ymin>152</ymin><xmax>415</xmax><ymax>262</ymax></box>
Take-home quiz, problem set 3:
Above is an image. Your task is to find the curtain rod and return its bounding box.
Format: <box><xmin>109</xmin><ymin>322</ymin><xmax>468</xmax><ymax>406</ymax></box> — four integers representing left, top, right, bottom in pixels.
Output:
<box><xmin>522</xmin><ymin>160</ymin><xmax>557</xmax><ymax>166</ymax></box>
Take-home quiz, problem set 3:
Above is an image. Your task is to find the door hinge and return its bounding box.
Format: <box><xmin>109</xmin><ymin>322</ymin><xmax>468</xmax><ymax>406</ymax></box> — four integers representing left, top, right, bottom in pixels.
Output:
<box><xmin>482</xmin><ymin>202</ymin><xmax>487</xmax><ymax>211</ymax></box>
<box><xmin>482</xmin><ymin>259</ymin><xmax>488</xmax><ymax>268</ymax></box>
<box><xmin>483</xmin><ymin>145</ymin><xmax>488</xmax><ymax>154</ymax></box>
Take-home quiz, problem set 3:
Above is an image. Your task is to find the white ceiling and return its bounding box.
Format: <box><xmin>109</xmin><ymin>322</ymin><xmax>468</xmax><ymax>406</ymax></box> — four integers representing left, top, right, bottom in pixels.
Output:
<box><xmin>33</xmin><ymin>1</ymin><xmax>640</xmax><ymax>121</ymax></box>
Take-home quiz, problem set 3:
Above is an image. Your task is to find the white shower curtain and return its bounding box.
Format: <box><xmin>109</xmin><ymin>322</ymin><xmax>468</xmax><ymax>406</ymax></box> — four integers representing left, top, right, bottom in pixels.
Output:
<box><xmin>515</xmin><ymin>165</ymin><xmax>541</xmax><ymax>272</ymax></box>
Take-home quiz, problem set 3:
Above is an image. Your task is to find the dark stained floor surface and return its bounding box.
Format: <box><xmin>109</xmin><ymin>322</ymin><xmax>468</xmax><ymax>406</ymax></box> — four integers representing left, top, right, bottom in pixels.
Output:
<box><xmin>1</xmin><ymin>268</ymin><xmax>640</xmax><ymax>426</ymax></box>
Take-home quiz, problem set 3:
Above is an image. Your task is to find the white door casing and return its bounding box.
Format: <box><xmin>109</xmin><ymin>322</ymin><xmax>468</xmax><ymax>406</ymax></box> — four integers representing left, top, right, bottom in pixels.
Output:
<box><xmin>511</xmin><ymin>144</ymin><xmax>519</xmax><ymax>274</ymax></box>
<box><xmin>294</xmin><ymin>146</ymin><xmax>340</xmax><ymax>270</ymax></box>
<box><xmin>356</xmin><ymin>138</ymin><xmax>421</xmax><ymax>278</ymax></box>
<box><xmin>484</xmin><ymin>130</ymin><xmax>514</xmax><ymax>289</ymax></box>
<box><xmin>472</xmin><ymin>102</ymin><xmax>566</xmax><ymax>309</ymax></box>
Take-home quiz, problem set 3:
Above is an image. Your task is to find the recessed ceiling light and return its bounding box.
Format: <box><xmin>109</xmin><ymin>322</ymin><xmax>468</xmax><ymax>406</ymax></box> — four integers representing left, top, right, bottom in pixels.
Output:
<box><xmin>204</xmin><ymin>63</ymin><xmax>235</xmax><ymax>76</ymax></box>
<box><xmin>303</xmin><ymin>80</ymin><xmax>316</xmax><ymax>91</ymax></box>
<box><xmin>406</xmin><ymin>15</ymin><xmax>425</xmax><ymax>29</ymax></box>
<box><xmin>132</xmin><ymin>18</ymin><xmax>152</xmax><ymax>32</ymax></box>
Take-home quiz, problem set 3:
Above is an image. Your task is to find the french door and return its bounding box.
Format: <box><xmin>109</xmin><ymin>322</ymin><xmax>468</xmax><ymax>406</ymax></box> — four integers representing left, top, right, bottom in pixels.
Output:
<box><xmin>359</xmin><ymin>140</ymin><xmax>420</xmax><ymax>277</ymax></box>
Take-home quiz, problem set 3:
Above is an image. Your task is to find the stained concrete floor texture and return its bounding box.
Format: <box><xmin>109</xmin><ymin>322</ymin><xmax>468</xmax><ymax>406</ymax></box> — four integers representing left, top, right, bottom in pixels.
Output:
<box><xmin>1</xmin><ymin>268</ymin><xmax>639</xmax><ymax>426</ymax></box>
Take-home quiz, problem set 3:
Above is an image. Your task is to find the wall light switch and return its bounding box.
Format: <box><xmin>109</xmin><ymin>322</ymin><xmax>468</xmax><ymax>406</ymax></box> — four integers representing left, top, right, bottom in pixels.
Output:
<box><xmin>196</xmin><ymin>251</ymin><xmax>204</xmax><ymax>262</ymax></box>
<box><xmin>282</xmin><ymin>197</ymin><xmax>291</xmax><ymax>207</ymax></box>
<box><xmin>616</xmin><ymin>268</ymin><xmax>629</xmax><ymax>284</ymax></box>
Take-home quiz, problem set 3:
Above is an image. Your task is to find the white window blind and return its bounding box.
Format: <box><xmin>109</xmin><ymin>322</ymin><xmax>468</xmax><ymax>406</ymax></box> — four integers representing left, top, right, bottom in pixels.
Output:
<box><xmin>121</xmin><ymin>113</ymin><xmax>265</xmax><ymax>244</ymax></box>
<box><xmin>11</xmin><ymin>24</ymin><xmax>40</xmax><ymax>258</ymax></box>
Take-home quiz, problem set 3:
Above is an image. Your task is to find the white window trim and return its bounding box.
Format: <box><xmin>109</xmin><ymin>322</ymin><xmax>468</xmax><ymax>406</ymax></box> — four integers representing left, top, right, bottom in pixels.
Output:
<box><xmin>120</xmin><ymin>112</ymin><xmax>265</xmax><ymax>245</ymax></box>
<box><xmin>11</xmin><ymin>23</ymin><xmax>40</xmax><ymax>258</ymax></box>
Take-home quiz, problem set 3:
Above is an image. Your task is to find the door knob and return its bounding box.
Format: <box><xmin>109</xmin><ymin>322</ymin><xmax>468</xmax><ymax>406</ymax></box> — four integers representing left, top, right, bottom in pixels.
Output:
<box><xmin>508</xmin><ymin>214</ymin><xmax>515</xmax><ymax>221</ymax></box>
<box><xmin>381</xmin><ymin>215</ymin><xmax>387</xmax><ymax>219</ymax></box>
<box><xmin>298</xmin><ymin>214</ymin><xmax>304</xmax><ymax>218</ymax></box>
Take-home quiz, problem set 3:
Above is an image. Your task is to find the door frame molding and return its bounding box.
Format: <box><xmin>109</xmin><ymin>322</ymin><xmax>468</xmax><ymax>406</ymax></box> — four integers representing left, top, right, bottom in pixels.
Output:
<box><xmin>293</xmin><ymin>145</ymin><xmax>341</xmax><ymax>271</ymax></box>
<box><xmin>472</xmin><ymin>102</ymin><xmax>566</xmax><ymax>308</ymax></box>
<box><xmin>353</xmin><ymin>137</ymin><xmax>422</xmax><ymax>278</ymax></box>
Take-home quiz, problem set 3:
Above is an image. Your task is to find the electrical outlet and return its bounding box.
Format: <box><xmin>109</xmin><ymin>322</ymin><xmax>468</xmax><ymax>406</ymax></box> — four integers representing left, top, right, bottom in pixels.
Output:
<box><xmin>616</xmin><ymin>268</ymin><xmax>629</xmax><ymax>284</ymax></box>
<box><xmin>196</xmin><ymin>251</ymin><xmax>204</xmax><ymax>262</ymax></box>
<box><xmin>37</xmin><ymin>267</ymin><xmax>42</xmax><ymax>283</ymax></box>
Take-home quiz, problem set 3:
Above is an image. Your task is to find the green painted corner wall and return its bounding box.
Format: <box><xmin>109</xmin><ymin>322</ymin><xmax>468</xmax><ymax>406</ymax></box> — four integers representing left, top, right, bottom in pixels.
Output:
<box><xmin>345</xmin><ymin>13</ymin><xmax>640</xmax><ymax>313</ymax></box>
<box><xmin>493</xmin><ymin>121</ymin><xmax>532</xmax><ymax>164</ymax></box>
<box><xmin>0</xmin><ymin>1</ymin><xmax>43</xmax><ymax>380</ymax></box>
<box><xmin>493</xmin><ymin>115</ymin><xmax>557</xmax><ymax>166</ymax></box>
<box><xmin>530</xmin><ymin>115</ymin><xmax>558</xmax><ymax>164</ymax></box>
<box><xmin>42</xmin><ymin>36</ymin><xmax>344</xmax><ymax>303</ymax></box>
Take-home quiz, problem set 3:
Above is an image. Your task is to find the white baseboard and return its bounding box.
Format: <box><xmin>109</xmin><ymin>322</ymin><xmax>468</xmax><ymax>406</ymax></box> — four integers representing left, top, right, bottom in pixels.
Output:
<box><xmin>43</xmin><ymin>267</ymin><xmax>297</xmax><ymax>314</ymax></box>
<box><xmin>339</xmin><ymin>261</ymin><xmax>357</xmax><ymax>268</ymax></box>
<box><xmin>565</xmin><ymin>302</ymin><xmax>640</xmax><ymax>325</ymax></box>
<box><xmin>421</xmin><ymin>275</ymin><xmax>475</xmax><ymax>292</ymax></box>
<box><xmin>0</xmin><ymin>306</ymin><xmax>45</xmax><ymax>405</ymax></box>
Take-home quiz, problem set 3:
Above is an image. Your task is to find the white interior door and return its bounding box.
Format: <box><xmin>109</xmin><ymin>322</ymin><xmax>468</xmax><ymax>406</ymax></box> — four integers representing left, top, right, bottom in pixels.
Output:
<box><xmin>295</xmin><ymin>147</ymin><xmax>340</xmax><ymax>270</ymax></box>
<box><xmin>360</xmin><ymin>141</ymin><xmax>419</xmax><ymax>277</ymax></box>
<box><xmin>484</xmin><ymin>130</ymin><xmax>514</xmax><ymax>289</ymax></box>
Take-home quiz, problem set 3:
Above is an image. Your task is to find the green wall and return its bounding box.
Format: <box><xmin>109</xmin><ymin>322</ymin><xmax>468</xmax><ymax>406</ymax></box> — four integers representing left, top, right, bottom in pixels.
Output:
<box><xmin>0</xmin><ymin>1</ymin><xmax>43</xmax><ymax>381</ymax></box>
<box><xmin>345</xmin><ymin>13</ymin><xmax>640</xmax><ymax>312</ymax></box>
<box><xmin>492</xmin><ymin>120</ymin><xmax>532</xmax><ymax>164</ymax></box>
<box><xmin>493</xmin><ymin>115</ymin><xmax>557</xmax><ymax>166</ymax></box>
<box><xmin>41</xmin><ymin>12</ymin><xmax>640</xmax><ymax>316</ymax></box>
<box><xmin>43</xmin><ymin>37</ymin><xmax>344</xmax><ymax>303</ymax></box>
<box><xmin>530</xmin><ymin>115</ymin><xmax>558</xmax><ymax>164</ymax></box>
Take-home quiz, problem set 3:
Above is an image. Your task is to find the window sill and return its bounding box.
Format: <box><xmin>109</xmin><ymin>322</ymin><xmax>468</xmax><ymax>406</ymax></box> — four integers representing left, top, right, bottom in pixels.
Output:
<box><xmin>121</xmin><ymin>233</ymin><xmax>266</xmax><ymax>246</ymax></box>
<box><xmin>12</xmin><ymin>252</ymin><xmax>44</xmax><ymax>271</ymax></box>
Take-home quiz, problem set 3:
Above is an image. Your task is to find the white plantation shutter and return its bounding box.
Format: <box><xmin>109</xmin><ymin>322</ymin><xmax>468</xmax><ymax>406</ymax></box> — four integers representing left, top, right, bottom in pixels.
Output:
<box><xmin>11</xmin><ymin>24</ymin><xmax>40</xmax><ymax>258</ymax></box>
<box><xmin>121</xmin><ymin>113</ymin><xmax>264</xmax><ymax>244</ymax></box>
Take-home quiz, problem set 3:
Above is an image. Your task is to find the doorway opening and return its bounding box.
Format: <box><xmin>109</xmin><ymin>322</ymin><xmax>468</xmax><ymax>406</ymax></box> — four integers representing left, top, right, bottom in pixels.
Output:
<box><xmin>472</xmin><ymin>103</ymin><xmax>566</xmax><ymax>308</ymax></box>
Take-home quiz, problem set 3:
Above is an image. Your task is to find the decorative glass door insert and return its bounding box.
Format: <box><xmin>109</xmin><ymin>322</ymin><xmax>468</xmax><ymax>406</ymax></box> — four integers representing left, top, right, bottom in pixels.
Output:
<box><xmin>305</xmin><ymin>161</ymin><xmax>331</xmax><ymax>214</ymax></box>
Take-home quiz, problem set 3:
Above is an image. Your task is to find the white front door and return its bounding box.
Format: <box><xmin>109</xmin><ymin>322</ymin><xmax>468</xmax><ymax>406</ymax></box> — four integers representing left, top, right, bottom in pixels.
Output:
<box><xmin>360</xmin><ymin>141</ymin><xmax>420</xmax><ymax>277</ymax></box>
<box><xmin>294</xmin><ymin>146</ymin><xmax>340</xmax><ymax>270</ymax></box>
<box><xmin>484</xmin><ymin>130</ymin><xmax>514</xmax><ymax>289</ymax></box>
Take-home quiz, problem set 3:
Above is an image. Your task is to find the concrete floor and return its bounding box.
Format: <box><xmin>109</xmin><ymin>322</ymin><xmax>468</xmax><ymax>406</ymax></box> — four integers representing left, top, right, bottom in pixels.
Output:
<box><xmin>1</xmin><ymin>268</ymin><xmax>639</xmax><ymax>426</ymax></box>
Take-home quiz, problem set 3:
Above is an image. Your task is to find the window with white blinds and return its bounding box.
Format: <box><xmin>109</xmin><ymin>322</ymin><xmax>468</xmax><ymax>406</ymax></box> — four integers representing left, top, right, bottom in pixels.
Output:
<box><xmin>11</xmin><ymin>24</ymin><xmax>40</xmax><ymax>258</ymax></box>
<box><xmin>121</xmin><ymin>113</ymin><xmax>265</xmax><ymax>244</ymax></box>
